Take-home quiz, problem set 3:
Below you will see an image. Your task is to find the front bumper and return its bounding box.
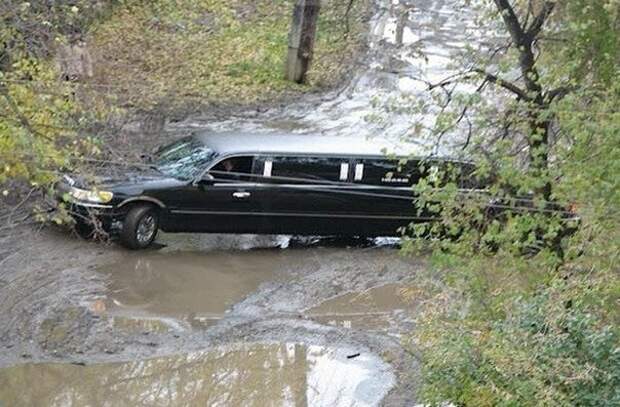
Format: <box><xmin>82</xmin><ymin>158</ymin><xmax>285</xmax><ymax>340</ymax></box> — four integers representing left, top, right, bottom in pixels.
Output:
<box><xmin>52</xmin><ymin>184</ymin><xmax>124</xmax><ymax>234</ymax></box>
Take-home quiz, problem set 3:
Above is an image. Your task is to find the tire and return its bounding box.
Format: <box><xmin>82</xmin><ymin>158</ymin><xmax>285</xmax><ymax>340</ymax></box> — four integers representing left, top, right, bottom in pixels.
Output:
<box><xmin>120</xmin><ymin>204</ymin><xmax>159</xmax><ymax>250</ymax></box>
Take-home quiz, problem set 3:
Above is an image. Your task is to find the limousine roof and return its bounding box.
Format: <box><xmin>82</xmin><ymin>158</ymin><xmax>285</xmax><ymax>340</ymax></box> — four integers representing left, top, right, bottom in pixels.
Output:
<box><xmin>195</xmin><ymin>131</ymin><xmax>427</xmax><ymax>158</ymax></box>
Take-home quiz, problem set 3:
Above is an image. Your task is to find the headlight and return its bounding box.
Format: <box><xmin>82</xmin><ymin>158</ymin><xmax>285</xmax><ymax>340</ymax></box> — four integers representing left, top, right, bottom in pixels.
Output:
<box><xmin>68</xmin><ymin>187</ymin><xmax>114</xmax><ymax>203</ymax></box>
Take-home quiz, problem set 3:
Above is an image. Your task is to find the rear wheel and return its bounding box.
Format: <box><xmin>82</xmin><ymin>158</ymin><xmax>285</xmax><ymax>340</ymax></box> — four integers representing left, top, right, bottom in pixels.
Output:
<box><xmin>120</xmin><ymin>204</ymin><xmax>159</xmax><ymax>249</ymax></box>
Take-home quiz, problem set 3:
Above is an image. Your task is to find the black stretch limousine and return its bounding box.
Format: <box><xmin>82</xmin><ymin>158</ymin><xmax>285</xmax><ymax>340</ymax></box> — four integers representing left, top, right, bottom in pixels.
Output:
<box><xmin>56</xmin><ymin>133</ymin><xmax>476</xmax><ymax>249</ymax></box>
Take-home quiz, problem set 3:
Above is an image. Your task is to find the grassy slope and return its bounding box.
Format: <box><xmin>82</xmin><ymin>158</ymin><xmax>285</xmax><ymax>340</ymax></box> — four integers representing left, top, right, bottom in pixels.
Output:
<box><xmin>88</xmin><ymin>0</ymin><xmax>371</xmax><ymax>110</ymax></box>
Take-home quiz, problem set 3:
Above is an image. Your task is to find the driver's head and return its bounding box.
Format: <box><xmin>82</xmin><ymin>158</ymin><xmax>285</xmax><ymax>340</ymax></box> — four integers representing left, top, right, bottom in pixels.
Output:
<box><xmin>223</xmin><ymin>160</ymin><xmax>234</xmax><ymax>172</ymax></box>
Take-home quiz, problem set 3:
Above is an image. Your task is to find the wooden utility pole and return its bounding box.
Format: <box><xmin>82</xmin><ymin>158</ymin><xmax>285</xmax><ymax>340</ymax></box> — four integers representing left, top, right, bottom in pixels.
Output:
<box><xmin>285</xmin><ymin>0</ymin><xmax>321</xmax><ymax>84</ymax></box>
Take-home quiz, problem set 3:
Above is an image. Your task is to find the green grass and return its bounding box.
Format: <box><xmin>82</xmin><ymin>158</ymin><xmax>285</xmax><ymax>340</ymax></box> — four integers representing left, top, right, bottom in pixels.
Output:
<box><xmin>88</xmin><ymin>0</ymin><xmax>370</xmax><ymax>110</ymax></box>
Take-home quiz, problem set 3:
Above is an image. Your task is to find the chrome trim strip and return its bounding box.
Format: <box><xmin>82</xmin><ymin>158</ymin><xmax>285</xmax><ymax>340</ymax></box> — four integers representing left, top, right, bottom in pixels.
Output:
<box><xmin>71</xmin><ymin>202</ymin><xmax>114</xmax><ymax>209</ymax></box>
<box><xmin>210</xmin><ymin>182</ymin><xmax>414</xmax><ymax>190</ymax></box>
<box><xmin>209</xmin><ymin>183</ymin><xmax>487</xmax><ymax>194</ymax></box>
<box><xmin>169</xmin><ymin>209</ymin><xmax>432</xmax><ymax>220</ymax></box>
<box><xmin>213</xmin><ymin>183</ymin><xmax>261</xmax><ymax>187</ymax></box>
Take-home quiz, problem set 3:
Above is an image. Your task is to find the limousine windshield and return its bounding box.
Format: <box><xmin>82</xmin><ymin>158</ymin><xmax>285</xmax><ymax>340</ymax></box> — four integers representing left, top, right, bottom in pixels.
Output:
<box><xmin>154</xmin><ymin>137</ymin><xmax>217</xmax><ymax>180</ymax></box>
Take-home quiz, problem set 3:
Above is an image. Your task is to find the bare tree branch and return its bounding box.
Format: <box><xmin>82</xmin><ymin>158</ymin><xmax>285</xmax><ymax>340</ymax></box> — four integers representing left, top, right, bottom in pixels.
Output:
<box><xmin>493</xmin><ymin>0</ymin><xmax>526</xmax><ymax>45</ymax></box>
<box><xmin>343</xmin><ymin>0</ymin><xmax>355</xmax><ymax>36</ymax></box>
<box><xmin>493</xmin><ymin>0</ymin><xmax>542</xmax><ymax>95</ymax></box>
<box><xmin>473</xmin><ymin>69</ymin><xmax>531</xmax><ymax>100</ymax></box>
<box><xmin>547</xmin><ymin>86</ymin><xmax>575</xmax><ymax>102</ymax></box>
<box><xmin>526</xmin><ymin>1</ymin><xmax>556</xmax><ymax>38</ymax></box>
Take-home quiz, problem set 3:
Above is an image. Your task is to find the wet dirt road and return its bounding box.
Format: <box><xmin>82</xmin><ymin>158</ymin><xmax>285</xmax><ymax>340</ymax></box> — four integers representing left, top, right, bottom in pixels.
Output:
<box><xmin>173</xmin><ymin>0</ymin><xmax>481</xmax><ymax>155</ymax></box>
<box><xmin>0</xmin><ymin>231</ymin><xmax>423</xmax><ymax>405</ymax></box>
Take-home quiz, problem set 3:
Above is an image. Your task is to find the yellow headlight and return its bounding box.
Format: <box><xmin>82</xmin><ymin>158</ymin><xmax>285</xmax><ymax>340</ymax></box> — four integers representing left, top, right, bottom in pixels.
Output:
<box><xmin>97</xmin><ymin>190</ymin><xmax>114</xmax><ymax>203</ymax></box>
<box><xmin>69</xmin><ymin>188</ymin><xmax>114</xmax><ymax>203</ymax></box>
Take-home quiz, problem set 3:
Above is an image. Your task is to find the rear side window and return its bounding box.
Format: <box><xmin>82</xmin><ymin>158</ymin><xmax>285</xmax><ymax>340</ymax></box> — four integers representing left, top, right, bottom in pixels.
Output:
<box><xmin>355</xmin><ymin>159</ymin><xmax>422</xmax><ymax>186</ymax></box>
<box><xmin>270</xmin><ymin>156</ymin><xmax>346</xmax><ymax>183</ymax></box>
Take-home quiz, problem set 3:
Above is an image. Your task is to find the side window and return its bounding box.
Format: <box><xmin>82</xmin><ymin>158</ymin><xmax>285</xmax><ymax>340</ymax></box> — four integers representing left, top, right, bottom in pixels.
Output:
<box><xmin>356</xmin><ymin>159</ymin><xmax>421</xmax><ymax>186</ymax></box>
<box><xmin>209</xmin><ymin>156</ymin><xmax>254</xmax><ymax>181</ymax></box>
<box><xmin>270</xmin><ymin>156</ymin><xmax>347</xmax><ymax>183</ymax></box>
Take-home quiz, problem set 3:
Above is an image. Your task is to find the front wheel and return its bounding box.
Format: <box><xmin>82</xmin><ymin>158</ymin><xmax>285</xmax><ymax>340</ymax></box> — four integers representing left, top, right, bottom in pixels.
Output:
<box><xmin>120</xmin><ymin>205</ymin><xmax>159</xmax><ymax>249</ymax></box>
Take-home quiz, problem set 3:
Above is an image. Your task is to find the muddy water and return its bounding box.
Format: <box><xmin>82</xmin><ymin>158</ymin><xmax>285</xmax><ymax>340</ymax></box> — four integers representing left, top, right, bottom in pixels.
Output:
<box><xmin>307</xmin><ymin>283</ymin><xmax>417</xmax><ymax>330</ymax></box>
<box><xmin>101</xmin><ymin>251</ymin><xmax>286</xmax><ymax>316</ymax></box>
<box><xmin>98</xmin><ymin>249</ymin><xmax>303</xmax><ymax>328</ymax></box>
<box><xmin>98</xmin><ymin>246</ymin><xmax>408</xmax><ymax>331</ymax></box>
<box><xmin>0</xmin><ymin>343</ymin><xmax>394</xmax><ymax>406</ymax></box>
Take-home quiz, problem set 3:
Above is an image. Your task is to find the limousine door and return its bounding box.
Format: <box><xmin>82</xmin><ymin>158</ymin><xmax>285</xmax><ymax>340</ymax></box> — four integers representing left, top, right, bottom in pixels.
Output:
<box><xmin>166</xmin><ymin>156</ymin><xmax>270</xmax><ymax>233</ymax></box>
<box><xmin>346</xmin><ymin>158</ymin><xmax>424</xmax><ymax>235</ymax></box>
<box><xmin>257</xmin><ymin>155</ymin><xmax>362</xmax><ymax>235</ymax></box>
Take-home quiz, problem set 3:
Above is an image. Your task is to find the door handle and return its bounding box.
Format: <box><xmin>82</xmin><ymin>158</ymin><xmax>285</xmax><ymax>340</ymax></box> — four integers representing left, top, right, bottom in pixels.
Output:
<box><xmin>232</xmin><ymin>191</ymin><xmax>251</xmax><ymax>199</ymax></box>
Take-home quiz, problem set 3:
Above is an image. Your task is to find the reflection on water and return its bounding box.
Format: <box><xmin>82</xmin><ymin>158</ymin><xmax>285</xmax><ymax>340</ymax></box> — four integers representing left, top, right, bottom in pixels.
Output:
<box><xmin>307</xmin><ymin>283</ymin><xmax>416</xmax><ymax>330</ymax></box>
<box><xmin>99</xmin><ymin>247</ymin><xmax>407</xmax><ymax>330</ymax></box>
<box><xmin>309</xmin><ymin>283</ymin><xmax>415</xmax><ymax>315</ymax></box>
<box><xmin>100</xmin><ymin>250</ymin><xmax>293</xmax><ymax>319</ymax></box>
<box><xmin>0</xmin><ymin>343</ymin><xmax>394</xmax><ymax>406</ymax></box>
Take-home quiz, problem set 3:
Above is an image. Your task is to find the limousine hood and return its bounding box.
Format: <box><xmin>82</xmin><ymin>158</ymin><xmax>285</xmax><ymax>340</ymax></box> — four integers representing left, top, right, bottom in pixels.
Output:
<box><xmin>58</xmin><ymin>167</ymin><xmax>186</xmax><ymax>198</ymax></box>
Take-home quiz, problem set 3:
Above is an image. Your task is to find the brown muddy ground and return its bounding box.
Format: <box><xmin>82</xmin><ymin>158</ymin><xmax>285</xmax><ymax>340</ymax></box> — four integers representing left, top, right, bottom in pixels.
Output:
<box><xmin>0</xmin><ymin>226</ymin><xmax>423</xmax><ymax>405</ymax></box>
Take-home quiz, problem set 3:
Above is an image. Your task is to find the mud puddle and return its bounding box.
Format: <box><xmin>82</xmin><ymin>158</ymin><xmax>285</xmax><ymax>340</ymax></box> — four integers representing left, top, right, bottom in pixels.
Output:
<box><xmin>0</xmin><ymin>343</ymin><xmax>394</xmax><ymax>406</ymax></box>
<box><xmin>98</xmin><ymin>250</ymin><xmax>297</xmax><ymax>328</ymax></box>
<box><xmin>97</xmin><ymin>246</ymin><xmax>409</xmax><ymax>332</ymax></box>
<box><xmin>306</xmin><ymin>283</ymin><xmax>417</xmax><ymax>331</ymax></box>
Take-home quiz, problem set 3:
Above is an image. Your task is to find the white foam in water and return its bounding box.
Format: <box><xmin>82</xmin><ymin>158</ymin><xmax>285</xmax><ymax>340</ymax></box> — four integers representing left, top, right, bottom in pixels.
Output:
<box><xmin>306</xmin><ymin>345</ymin><xmax>395</xmax><ymax>406</ymax></box>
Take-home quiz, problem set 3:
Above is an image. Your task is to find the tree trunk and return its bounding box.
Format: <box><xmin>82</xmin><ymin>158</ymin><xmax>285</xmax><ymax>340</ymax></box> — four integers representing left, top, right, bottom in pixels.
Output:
<box><xmin>492</xmin><ymin>0</ymin><xmax>556</xmax><ymax>200</ymax></box>
<box><xmin>528</xmin><ymin>110</ymin><xmax>552</xmax><ymax>200</ymax></box>
<box><xmin>285</xmin><ymin>0</ymin><xmax>321</xmax><ymax>84</ymax></box>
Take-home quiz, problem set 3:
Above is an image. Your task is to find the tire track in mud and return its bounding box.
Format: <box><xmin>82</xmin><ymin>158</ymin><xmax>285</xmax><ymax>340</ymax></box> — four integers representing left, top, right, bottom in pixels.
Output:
<box><xmin>0</xmin><ymin>227</ymin><xmax>118</xmax><ymax>364</ymax></box>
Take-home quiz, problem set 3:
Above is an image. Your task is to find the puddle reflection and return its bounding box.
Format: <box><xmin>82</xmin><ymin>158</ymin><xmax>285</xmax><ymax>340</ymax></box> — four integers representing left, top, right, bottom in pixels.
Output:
<box><xmin>99</xmin><ymin>245</ymin><xmax>403</xmax><ymax>329</ymax></box>
<box><xmin>307</xmin><ymin>283</ymin><xmax>417</xmax><ymax>330</ymax></box>
<box><xmin>100</xmin><ymin>250</ymin><xmax>291</xmax><ymax>319</ymax></box>
<box><xmin>0</xmin><ymin>343</ymin><xmax>394</xmax><ymax>406</ymax></box>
